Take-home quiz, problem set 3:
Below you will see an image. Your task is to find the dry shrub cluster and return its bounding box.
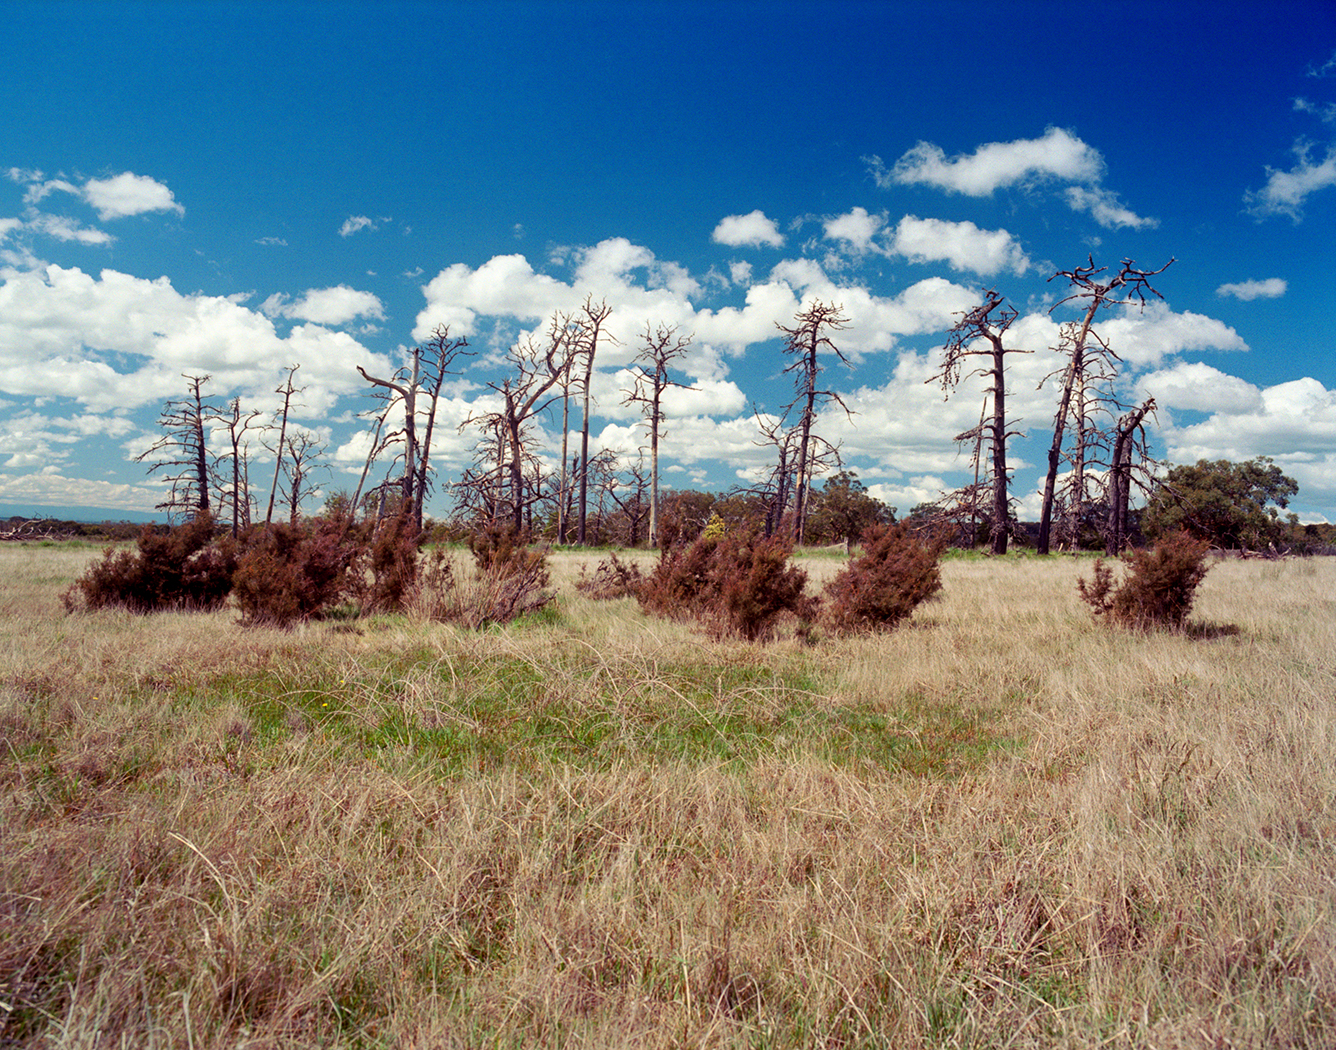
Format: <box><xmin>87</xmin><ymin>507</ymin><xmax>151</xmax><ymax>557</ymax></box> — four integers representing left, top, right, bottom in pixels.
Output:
<box><xmin>574</xmin><ymin>553</ymin><xmax>646</xmax><ymax>600</ymax></box>
<box><xmin>411</xmin><ymin>528</ymin><xmax>554</xmax><ymax>628</ymax></box>
<box><xmin>364</xmin><ymin>511</ymin><xmax>420</xmax><ymax>612</ymax></box>
<box><xmin>231</xmin><ymin>519</ymin><xmax>360</xmax><ymax>626</ymax></box>
<box><xmin>61</xmin><ymin>512</ymin><xmax>235</xmax><ymax>614</ymax></box>
<box><xmin>638</xmin><ymin>531</ymin><xmax>816</xmax><ymax>641</ymax></box>
<box><xmin>1078</xmin><ymin>529</ymin><xmax>1212</xmax><ymax>630</ymax></box>
<box><xmin>61</xmin><ymin>513</ymin><xmax>558</xmax><ymax>631</ymax></box>
<box><xmin>822</xmin><ymin>523</ymin><xmax>945</xmax><ymax>634</ymax></box>
<box><xmin>637</xmin><ymin>525</ymin><xmax>944</xmax><ymax>642</ymax></box>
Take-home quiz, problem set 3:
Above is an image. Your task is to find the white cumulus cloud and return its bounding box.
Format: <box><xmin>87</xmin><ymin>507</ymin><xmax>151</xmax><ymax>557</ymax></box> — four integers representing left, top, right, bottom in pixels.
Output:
<box><xmin>339</xmin><ymin>215</ymin><xmax>378</xmax><ymax>237</ymax></box>
<box><xmin>25</xmin><ymin>213</ymin><xmax>113</xmax><ymax>245</ymax></box>
<box><xmin>889</xmin><ymin>215</ymin><xmax>1030</xmax><ymax>276</ymax></box>
<box><xmin>868</xmin><ymin>127</ymin><xmax>1155</xmax><ymax>229</ymax></box>
<box><xmin>81</xmin><ymin>172</ymin><xmax>184</xmax><ymax>220</ymax></box>
<box><xmin>260</xmin><ymin>285</ymin><xmax>386</xmax><ymax>325</ymax></box>
<box><xmin>878</xmin><ymin>127</ymin><xmax>1104</xmax><ymax>196</ymax></box>
<box><xmin>0</xmin><ymin>264</ymin><xmax>389</xmax><ymax>415</ymax></box>
<box><xmin>1245</xmin><ymin>142</ymin><xmax>1336</xmax><ymax>220</ymax></box>
<box><xmin>1216</xmin><ymin>278</ymin><xmax>1287</xmax><ymax>300</ymax></box>
<box><xmin>711</xmin><ymin>210</ymin><xmax>784</xmax><ymax>248</ymax></box>
<box><xmin>1098</xmin><ymin>301</ymin><xmax>1248</xmax><ymax>367</ymax></box>
<box><xmin>1161</xmin><ymin>378</ymin><xmax>1336</xmax><ymax>469</ymax></box>
<box><xmin>0</xmin><ymin>469</ymin><xmax>164</xmax><ymax>511</ymax></box>
<box><xmin>1063</xmin><ymin>186</ymin><xmax>1158</xmax><ymax>229</ymax></box>
<box><xmin>822</xmin><ymin>207</ymin><xmax>886</xmax><ymax>253</ymax></box>
<box><xmin>1135</xmin><ymin>362</ymin><xmax>1264</xmax><ymax>414</ymax></box>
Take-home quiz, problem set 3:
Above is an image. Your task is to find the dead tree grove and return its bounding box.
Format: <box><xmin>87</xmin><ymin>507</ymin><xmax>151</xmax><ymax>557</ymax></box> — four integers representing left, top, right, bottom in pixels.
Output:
<box><xmin>356</xmin><ymin>324</ymin><xmax>470</xmax><ymax>529</ymax></box>
<box><xmin>1036</xmin><ymin>257</ymin><xmax>1173</xmax><ymax>554</ymax></box>
<box><xmin>214</xmin><ymin>396</ymin><xmax>262</xmax><ymax>536</ymax></box>
<box><xmin>464</xmin><ymin>313</ymin><xmax>573</xmax><ymax>534</ymax></box>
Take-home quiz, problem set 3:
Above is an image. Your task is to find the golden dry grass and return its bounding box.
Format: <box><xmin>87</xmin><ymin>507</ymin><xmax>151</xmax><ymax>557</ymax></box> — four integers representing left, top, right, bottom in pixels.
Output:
<box><xmin>2</xmin><ymin>543</ymin><xmax>1335</xmax><ymax>1048</ymax></box>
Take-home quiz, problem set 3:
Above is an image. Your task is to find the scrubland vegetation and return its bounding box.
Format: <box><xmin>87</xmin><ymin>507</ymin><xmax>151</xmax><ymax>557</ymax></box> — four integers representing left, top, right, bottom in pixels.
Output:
<box><xmin>3</xmin><ymin>542</ymin><xmax>1335</xmax><ymax>1048</ymax></box>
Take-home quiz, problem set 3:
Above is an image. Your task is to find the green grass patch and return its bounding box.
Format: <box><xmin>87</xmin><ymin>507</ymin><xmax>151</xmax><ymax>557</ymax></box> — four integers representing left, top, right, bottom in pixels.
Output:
<box><xmin>176</xmin><ymin>648</ymin><xmax>1021</xmax><ymax>780</ymax></box>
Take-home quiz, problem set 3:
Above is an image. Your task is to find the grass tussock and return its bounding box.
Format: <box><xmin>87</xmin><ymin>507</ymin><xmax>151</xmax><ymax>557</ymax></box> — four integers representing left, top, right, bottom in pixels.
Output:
<box><xmin>2</xmin><ymin>541</ymin><xmax>1335</xmax><ymax>1047</ymax></box>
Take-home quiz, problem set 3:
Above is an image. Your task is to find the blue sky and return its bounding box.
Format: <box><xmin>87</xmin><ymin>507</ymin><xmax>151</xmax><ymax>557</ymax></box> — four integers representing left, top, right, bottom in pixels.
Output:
<box><xmin>2</xmin><ymin>0</ymin><xmax>1335</xmax><ymax>524</ymax></box>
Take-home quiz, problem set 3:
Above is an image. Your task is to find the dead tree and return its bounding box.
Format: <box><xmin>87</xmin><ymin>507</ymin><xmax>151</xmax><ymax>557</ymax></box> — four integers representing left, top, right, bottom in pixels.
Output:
<box><xmin>357</xmin><ymin>333</ymin><xmax>457</xmax><ymax>529</ymax></box>
<box><xmin>573</xmin><ymin>296</ymin><xmax>616</xmax><ymax>545</ymax></box>
<box><xmin>135</xmin><ymin>374</ymin><xmax>216</xmax><ymax>522</ymax></box>
<box><xmin>338</xmin><ymin>400</ymin><xmax>393</xmax><ymax>538</ymax></box>
<box><xmin>1106</xmin><ymin>397</ymin><xmax>1157</xmax><ymax>555</ymax></box>
<box><xmin>410</xmin><ymin>325</ymin><xmax>472</xmax><ymax>529</ymax></box>
<box><xmin>466</xmin><ymin>314</ymin><xmax>572</xmax><ymax>534</ymax></box>
<box><xmin>777</xmin><ymin>300</ymin><xmax>853</xmax><ymax>545</ymax></box>
<box><xmin>554</xmin><ymin>317</ymin><xmax>580</xmax><ymax>543</ymax></box>
<box><xmin>930</xmin><ymin>291</ymin><xmax>1030</xmax><ymax>555</ymax></box>
<box><xmin>607</xmin><ymin>455</ymin><xmax>651</xmax><ymax>547</ymax></box>
<box><xmin>1036</xmin><ymin>257</ymin><xmax>1173</xmax><ymax>554</ymax></box>
<box><xmin>948</xmin><ymin>398</ymin><xmax>990</xmax><ymax>547</ymax></box>
<box><xmin>264</xmin><ymin>365</ymin><xmax>302</xmax><ymax>526</ymax></box>
<box><xmin>753</xmin><ymin>405</ymin><xmax>841</xmax><ymax>541</ymax></box>
<box><xmin>213</xmin><ymin>396</ymin><xmax>262</xmax><ymax>537</ymax></box>
<box><xmin>623</xmin><ymin>322</ymin><xmax>693</xmax><ymax>547</ymax></box>
<box><xmin>281</xmin><ymin>429</ymin><xmax>327</xmax><ymax>524</ymax></box>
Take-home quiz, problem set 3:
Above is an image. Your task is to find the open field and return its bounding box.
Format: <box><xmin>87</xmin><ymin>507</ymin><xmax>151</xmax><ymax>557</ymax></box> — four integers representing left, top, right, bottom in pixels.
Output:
<box><xmin>2</xmin><ymin>544</ymin><xmax>1335</xmax><ymax>1048</ymax></box>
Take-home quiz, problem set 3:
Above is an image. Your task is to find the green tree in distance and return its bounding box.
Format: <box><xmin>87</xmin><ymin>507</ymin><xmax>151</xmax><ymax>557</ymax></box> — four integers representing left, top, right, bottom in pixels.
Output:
<box><xmin>805</xmin><ymin>471</ymin><xmax>893</xmax><ymax>547</ymax></box>
<box><xmin>1143</xmin><ymin>457</ymin><xmax>1299</xmax><ymax>551</ymax></box>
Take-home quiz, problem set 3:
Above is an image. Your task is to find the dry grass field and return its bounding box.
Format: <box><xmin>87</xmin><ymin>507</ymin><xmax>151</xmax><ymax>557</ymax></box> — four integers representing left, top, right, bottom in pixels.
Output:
<box><xmin>2</xmin><ymin>542</ymin><xmax>1334</xmax><ymax>1048</ymax></box>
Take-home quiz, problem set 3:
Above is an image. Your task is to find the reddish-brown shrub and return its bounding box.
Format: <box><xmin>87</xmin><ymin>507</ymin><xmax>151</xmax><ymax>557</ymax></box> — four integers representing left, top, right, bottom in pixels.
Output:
<box><xmin>574</xmin><ymin>553</ymin><xmax>645</xmax><ymax>600</ymax></box>
<box><xmin>1078</xmin><ymin>529</ymin><xmax>1212</xmax><ymax>630</ymax></box>
<box><xmin>637</xmin><ymin>534</ymin><xmax>723</xmax><ymax>620</ymax></box>
<box><xmin>366</xmin><ymin>511</ymin><xmax>420</xmax><ymax>612</ymax></box>
<box><xmin>823</xmin><ymin>523</ymin><xmax>944</xmax><ymax>634</ymax></box>
<box><xmin>232</xmin><ymin>520</ymin><xmax>359</xmax><ymax>627</ymax></box>
<box><xmin>468</xmin><ymin>522</ymin><xmax>543</xmax><ymax>578</ymax></box>
<box><xmin>714</xmin><ymin>533</ymin><xmax>816</xmax><ymax>641</ymax></box>
<box><xmin>638</xmin><ymin>531</ymin><xmax>815</xmax><ymax>641</ymax></box>
<box><xmin>62</xmin><ymin>512</ymin><xmax>235</xmax><ymax>614</ymax></box>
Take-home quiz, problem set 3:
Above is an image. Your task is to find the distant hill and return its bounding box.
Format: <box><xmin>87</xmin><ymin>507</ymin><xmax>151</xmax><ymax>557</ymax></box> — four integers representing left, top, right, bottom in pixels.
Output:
<box><xmin>0</xmin><ymin>504</ymin><xmax>167</xmax><ymax>525</ymax></box>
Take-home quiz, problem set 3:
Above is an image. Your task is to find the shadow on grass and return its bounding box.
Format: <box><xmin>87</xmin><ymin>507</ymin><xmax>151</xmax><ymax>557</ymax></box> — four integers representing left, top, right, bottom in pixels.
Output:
<box><xmin>1183</xmin><ymin>621</ymin><xmax>1242</xmax><ymax>640</ymax></box>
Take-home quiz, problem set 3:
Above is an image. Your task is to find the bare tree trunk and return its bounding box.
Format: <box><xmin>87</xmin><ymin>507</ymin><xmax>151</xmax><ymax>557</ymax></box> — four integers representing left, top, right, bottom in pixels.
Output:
<box><xmin>1037</xmin><ymin>337</ymin><xmax>1086</xmax><ymax>554</ymax></box>
<box><xmin>412</xmin><ymin>326</ymin><xmax>471</xmax><ymax>531</ymax></box>
<box><xmin>649</xmin><ymin>390</ymin><xmax>660</xmax><ymax>547</ymax></box>
<box><xmin>987</xmin><ymin>341</ymin><xmax>1008</xmax><ymax>556</ymax></box>
<box><xmin>1068</xmin><ymin>373</ymin><xmax>1089</xmax><ymax>549</ymax></box>
<box><xmin>357</xmin><ymin>354</ymin><xmax>419</xmax><ymax>529</ymax></box>
<box><xmin>929</xmin><ymin>291</ymin><xmax>1027</xmax><ymax>556</ymax></box>
<box><xmin>265</xmin><ymin>365</ymin><xmax>300</xmax><ymax>526</ymax></box>
<box><xmin>576</xmin><ymin>297</ymin><xmax>614</xmax><ymax>546</ymax></box>
<box><xmin>1106</xmin><ymin>398</ymin><xmax>1155</xmax><ymax>555</ymax></box>
<box><xmin>346</xmin><ymin>406</ymin><xmax>388</xmax><ymax>537</ymax></box>
<box><xmin>506</xmin><ymin>390</ymin><xmax>525</xmax><ymax>534</ymax></box>
<box><xmin>777</xmin><ymin>302</ymin><xmax>851</xmax><ymax>546</ymax></box>
<box><xmin>624</xmin><ymin>323</ymin><xmax>692</xmax><ymax>548</ymax></box>
<box><xmin>558</xmin><ymin>378</ymin><xmax>571</xmax><ymax>543</ymax></box>
<box><xmin>187</xmin><ymin>378</ymin><xmax>210</xmax><ymax>516</ymax></box>
<box><xmin>217</xmin><ymin>397</ymin><xmax>260</xmax><ymax>537</ymax></box>
<box><xmin>577</xmin><ymin>342</ymin><xmax>595</xmax><ymax>544</ymax></box>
